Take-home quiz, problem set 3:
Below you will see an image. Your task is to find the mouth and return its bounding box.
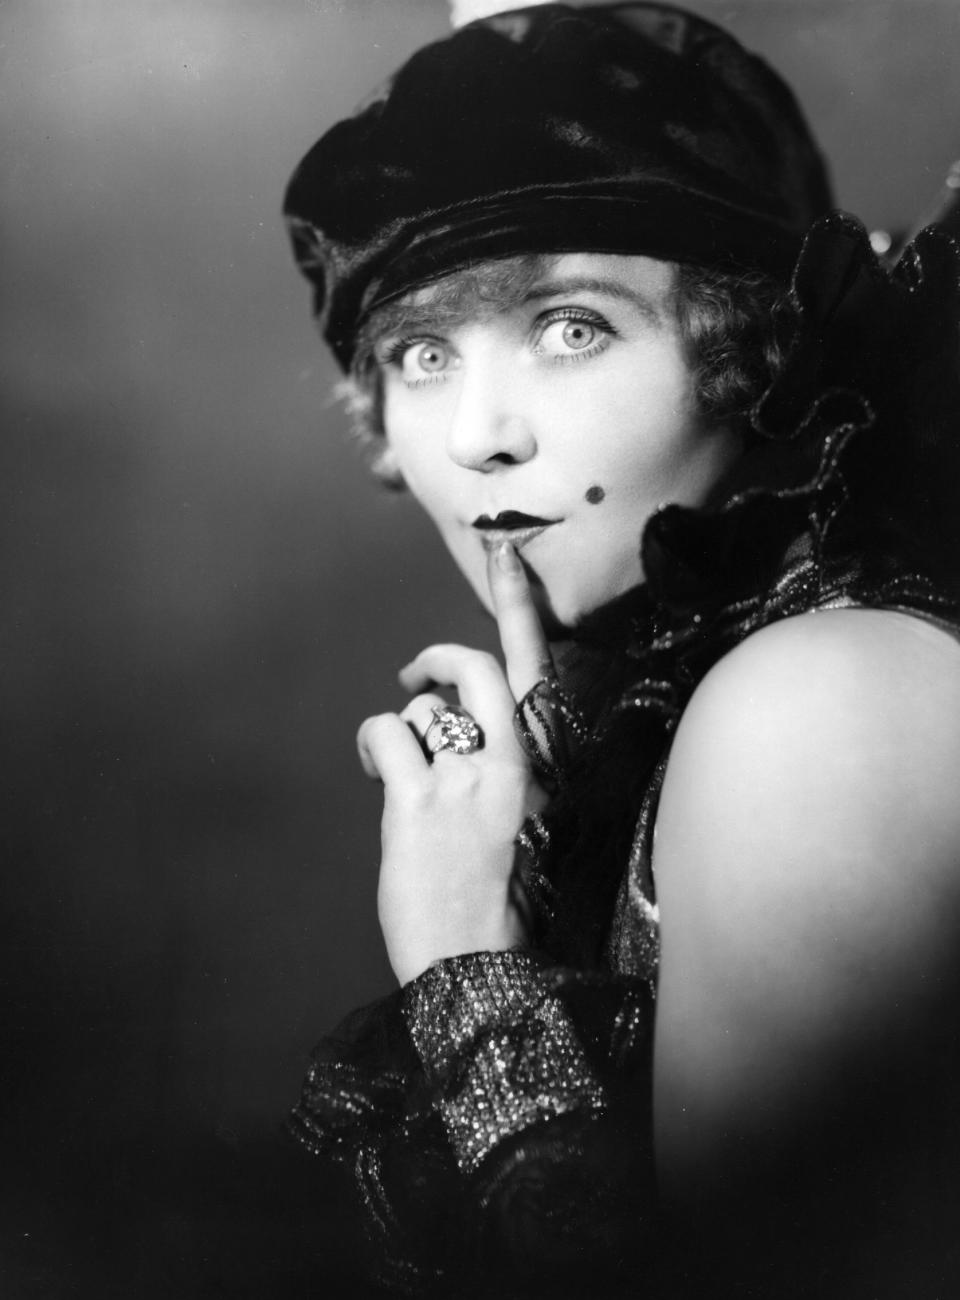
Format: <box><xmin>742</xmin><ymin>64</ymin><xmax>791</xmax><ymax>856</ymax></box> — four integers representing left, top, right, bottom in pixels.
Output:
<box><xmin>472</xmin><ymin>511</ymin><xmax>559</xmax><ymax>553</ymax></box>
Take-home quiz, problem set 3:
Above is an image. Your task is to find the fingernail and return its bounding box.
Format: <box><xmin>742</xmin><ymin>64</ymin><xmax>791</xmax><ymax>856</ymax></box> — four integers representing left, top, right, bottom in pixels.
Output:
<box><xmin>496</xmin><ymin>541</ymin><xmax>521</xmax><ymax>574</ymax></box>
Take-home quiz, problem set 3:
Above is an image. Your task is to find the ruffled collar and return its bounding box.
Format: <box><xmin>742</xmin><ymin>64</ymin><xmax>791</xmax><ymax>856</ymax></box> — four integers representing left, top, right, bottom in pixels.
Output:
<box><xmin>553</xmin><ymin>211</ymin><xmax>960</xmax><ymax>737</ymax></box>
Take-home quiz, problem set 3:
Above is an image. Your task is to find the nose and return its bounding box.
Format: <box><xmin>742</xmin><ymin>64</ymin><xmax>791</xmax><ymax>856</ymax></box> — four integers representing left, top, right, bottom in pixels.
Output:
<box><xmin>444</xmin><ymin>344</ymin><xmax>538</xmax><ymax>472</ymax></box>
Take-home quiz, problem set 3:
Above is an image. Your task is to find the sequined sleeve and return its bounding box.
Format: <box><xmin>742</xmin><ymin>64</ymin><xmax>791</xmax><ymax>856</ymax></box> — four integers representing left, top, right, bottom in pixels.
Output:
<box><xmin>289</xmin><ymin>948</ymin><xmax>657</xmax><ymax>1296</ymax></box>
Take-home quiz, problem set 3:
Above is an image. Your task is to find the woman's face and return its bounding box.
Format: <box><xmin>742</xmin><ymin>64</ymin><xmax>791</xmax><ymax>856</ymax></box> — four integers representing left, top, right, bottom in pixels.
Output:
<box><xmin>377</xmin><ymin>253</ymin><xmax>742</xmax><ymax>630</ymax></box>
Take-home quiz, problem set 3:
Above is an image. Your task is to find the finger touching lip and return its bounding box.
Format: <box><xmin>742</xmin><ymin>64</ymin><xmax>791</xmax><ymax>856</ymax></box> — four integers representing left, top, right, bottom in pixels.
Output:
<box><xmin>485</xmin><ymin>544</ymin><xmax>555</xmax><ymax>698</ymax></box>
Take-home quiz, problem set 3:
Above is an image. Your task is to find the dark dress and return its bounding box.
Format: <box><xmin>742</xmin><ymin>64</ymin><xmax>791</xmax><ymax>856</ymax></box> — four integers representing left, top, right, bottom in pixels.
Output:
<box><xmin>288</xmin><ymin>217</ymin><xmax>960</xmax><ymax>1297</ymax></box>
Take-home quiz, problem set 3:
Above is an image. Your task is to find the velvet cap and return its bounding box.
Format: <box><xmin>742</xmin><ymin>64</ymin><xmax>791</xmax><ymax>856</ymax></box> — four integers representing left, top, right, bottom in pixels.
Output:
<box><xmin>284</xmin><ymin>2</ymin><xmax>832</xmax><ymax>370</ymax></box>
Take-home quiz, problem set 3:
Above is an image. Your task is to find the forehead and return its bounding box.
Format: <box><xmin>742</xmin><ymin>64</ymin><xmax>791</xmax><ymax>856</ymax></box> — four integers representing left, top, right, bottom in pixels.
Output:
<box><xmin>518</xmin><ymin>253</ymin><xmax>676</xmax><ymax>321</ymax></box>
<box><xmin>357</xmin><ymin>252</ymin><xmax>676</xmax><ymax>356</ymax></box>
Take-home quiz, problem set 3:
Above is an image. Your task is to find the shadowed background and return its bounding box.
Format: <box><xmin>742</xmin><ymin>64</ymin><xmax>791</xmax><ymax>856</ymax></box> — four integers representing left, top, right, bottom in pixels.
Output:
<box><xmin>2</xmin><ymin>1</ymin><xmax>959</xmax><ymax>1294</ymax></box>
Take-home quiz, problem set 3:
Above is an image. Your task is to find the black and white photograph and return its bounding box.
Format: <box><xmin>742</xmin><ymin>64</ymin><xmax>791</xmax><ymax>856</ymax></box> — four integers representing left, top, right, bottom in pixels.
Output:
<box><xmin>4</xmin><ymin>1</ymin><xmax>960</xmax><ymax>1296</ymax></box>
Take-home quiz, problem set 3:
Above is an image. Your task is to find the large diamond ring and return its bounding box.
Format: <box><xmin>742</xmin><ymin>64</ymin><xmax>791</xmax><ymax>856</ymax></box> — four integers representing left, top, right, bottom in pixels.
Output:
<box><xmin>424</xmin><ymin>704</ymin><xmax>483</xmax><ymax>756</ymax></box>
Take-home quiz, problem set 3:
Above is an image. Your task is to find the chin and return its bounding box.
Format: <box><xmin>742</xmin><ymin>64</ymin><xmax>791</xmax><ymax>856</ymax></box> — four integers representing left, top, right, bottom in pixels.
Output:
<box><xmin>468</xmin><ymin>568</ymin><xmax>577</xmax><ymax>638</ymax></box>
<box><xmin>527</xmin><ymin>575</ymin><xmax>614</xmax><ymax>639</ymax></box>
<box><xmin>529</xmin><ymin>589</ymin><xmax>577</xmax><ymax>640</ymax></box>
<box><xmin>465</xmin><ymin>553</ymin><xmax>638</xmax><ymax>639</ymax></box>
<box><xmin>543</xmin><ymin>576</ymin><xmax>654</xmax><ymax>640</ymax></box>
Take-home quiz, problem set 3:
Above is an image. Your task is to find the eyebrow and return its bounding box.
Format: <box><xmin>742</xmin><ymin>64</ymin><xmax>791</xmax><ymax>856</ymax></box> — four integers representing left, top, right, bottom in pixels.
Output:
<box><xmin>523</xmin><ymin>276</ymin><xmax>667</xmax><ymax>324</ymax></box>
<box><xmin>369</xmin><ymin>307</ymin><xmax>443</xmax><ymax>344</ymax></box>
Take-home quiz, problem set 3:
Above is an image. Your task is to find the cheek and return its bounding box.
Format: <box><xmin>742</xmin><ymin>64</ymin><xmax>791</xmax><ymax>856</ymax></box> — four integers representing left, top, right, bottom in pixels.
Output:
<box><xmin>383</xmin><ymin>417</ymin><xmax>437</xmax><ymax>510</ymax></box>
<box><xmin>383</xmin><ymin>429</ymin><xmax>479</xmax><ymax>581</ymax></box>
<box><xmin>595</xmin><ymin>369</ymin><xmax>705</xmax><ymax>482</ymax></box>
<box><xmin>382</xmin><ymin>394</ymin><xmax>456</xmax><ymax>515</ymax></box>
<box><xmin>399</xmin><ymin>466</ymin><xmax>457</xmax><ymax>545</ymax></box>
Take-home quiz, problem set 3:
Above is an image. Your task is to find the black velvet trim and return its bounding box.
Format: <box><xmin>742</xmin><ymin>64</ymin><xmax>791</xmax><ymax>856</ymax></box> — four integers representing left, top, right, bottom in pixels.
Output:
<box><xmin>345</xmin><ymin>185</ymin><xmax>801</xmax><ymax>358</ymax></box>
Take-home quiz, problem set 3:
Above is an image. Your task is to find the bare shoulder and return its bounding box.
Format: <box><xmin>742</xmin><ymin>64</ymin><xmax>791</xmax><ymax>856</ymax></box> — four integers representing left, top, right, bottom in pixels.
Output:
<box><xmin>679</xmin><ymin>603</ymin><xmax>960</xmax><ymax>762</ymax></box>
<box><xmin>656</xmin><ymin>606</ymin><xmax>960</xmax><ymax>911</ymax></box>
<box><xmin>653</xmin><ymin>607</ymin><xmax>960</xmax><ymax>1187</ymax></box>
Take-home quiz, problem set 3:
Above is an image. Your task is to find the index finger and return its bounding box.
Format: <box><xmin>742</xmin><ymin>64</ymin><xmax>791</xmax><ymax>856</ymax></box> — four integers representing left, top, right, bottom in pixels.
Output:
<box><xmin>487</xmin><ymin>542</ymin><xmax>554</xmax><ymax>700</ymax></box>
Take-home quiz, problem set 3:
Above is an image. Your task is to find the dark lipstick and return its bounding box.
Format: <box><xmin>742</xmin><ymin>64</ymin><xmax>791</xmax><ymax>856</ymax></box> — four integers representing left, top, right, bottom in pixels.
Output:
<box><xmin>473</xmin><ymin>511</ymin><xmax>554</xmax><ymax>529</ymax></box>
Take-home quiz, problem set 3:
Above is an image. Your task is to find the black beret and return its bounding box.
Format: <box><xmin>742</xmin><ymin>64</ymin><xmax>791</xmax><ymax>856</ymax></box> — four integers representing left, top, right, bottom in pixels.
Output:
<box><xmin>284</xmin><ymin>3</ymin><xmax>832</xmax><ymax>370</ymax></box>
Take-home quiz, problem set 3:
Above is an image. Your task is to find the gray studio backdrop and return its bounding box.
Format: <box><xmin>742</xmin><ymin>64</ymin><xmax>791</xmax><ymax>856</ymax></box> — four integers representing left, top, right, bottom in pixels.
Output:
<box><xmin>3</xmin><ymin>0</ymin><xmax>959</xmax><ymax>1291</ymax></box>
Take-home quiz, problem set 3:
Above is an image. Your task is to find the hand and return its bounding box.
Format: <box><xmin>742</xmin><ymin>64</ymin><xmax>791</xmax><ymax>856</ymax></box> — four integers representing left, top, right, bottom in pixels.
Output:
<box><xmin>357</xmin><ymin>543</ymin><xmax>554</xmax><ymax>985</ymax></box>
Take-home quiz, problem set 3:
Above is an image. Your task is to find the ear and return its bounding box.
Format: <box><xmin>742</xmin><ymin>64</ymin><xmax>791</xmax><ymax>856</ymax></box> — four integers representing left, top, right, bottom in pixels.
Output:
<box><xmin>371</xmin><ymin>443</ymin><xmax>407</xmax><ymax>490</ymax></box>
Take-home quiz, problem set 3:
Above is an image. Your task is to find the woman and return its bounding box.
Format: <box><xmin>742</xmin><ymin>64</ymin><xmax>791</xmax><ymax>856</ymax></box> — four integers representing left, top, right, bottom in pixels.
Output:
<box><xmin>282</xmin><ymin>4</ymin><xmax>960</xmax><ymax>1295</ymax></box>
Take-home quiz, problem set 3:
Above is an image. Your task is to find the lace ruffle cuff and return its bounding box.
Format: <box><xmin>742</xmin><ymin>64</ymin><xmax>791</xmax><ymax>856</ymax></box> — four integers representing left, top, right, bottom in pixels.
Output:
<box><xmin>402</xmin><ymin>950</ymin><xmax>605</xmax><ymax>1173</ymax></box>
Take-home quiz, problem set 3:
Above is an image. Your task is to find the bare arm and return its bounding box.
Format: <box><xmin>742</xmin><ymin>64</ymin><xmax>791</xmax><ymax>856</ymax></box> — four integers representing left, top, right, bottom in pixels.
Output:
<box><xmin>653</xmin><ymin>607</ymin><xmax>960</xmax><ymax>1284</ymax></box>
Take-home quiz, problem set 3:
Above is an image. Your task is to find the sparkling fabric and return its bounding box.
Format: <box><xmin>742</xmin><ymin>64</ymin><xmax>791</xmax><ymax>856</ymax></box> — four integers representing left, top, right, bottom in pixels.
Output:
<box><xmin>289</xmin><ymin>219</ymin><xmax>960</xmax><ymax>1295</ymax></box>
<box><xmin>513</xmin><ymin>675</ymin><xmax>589</xmax><ymax>788</ymax></box>
<box><xmin>606</xmin><ymin>757</ymin><xmax>667</xmax><ymax>981</ymax></box>
<box><xmin>404</xmin><ymin>952</ymin><xmax>605</xmax><ymax>1173</ymax></box>
<box><xmin>290</xmin><ymin>953</ymin><xmax>656</xmax><ymax>1297</ymax></box>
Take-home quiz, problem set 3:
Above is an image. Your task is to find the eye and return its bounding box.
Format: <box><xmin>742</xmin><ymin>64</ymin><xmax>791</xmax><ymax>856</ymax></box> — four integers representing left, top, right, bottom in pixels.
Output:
<box><xmin>407</xmin><ymin>340</ymin><xmax>449</xmax><ymax>374</ymax></box>
<box><xmin>378</xmin><ymin>336</ymin><xmax>457</xmax><ymax>388</ymax></box>
<box><xmin>557</xmin><ymin>320</ymin><xmax>597</xmax><ymax>350</ymax></box>
<box><xmin>534</xmin><ymin>309</ymin><xmax>614</xmax><ymax>363</ymax></box>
